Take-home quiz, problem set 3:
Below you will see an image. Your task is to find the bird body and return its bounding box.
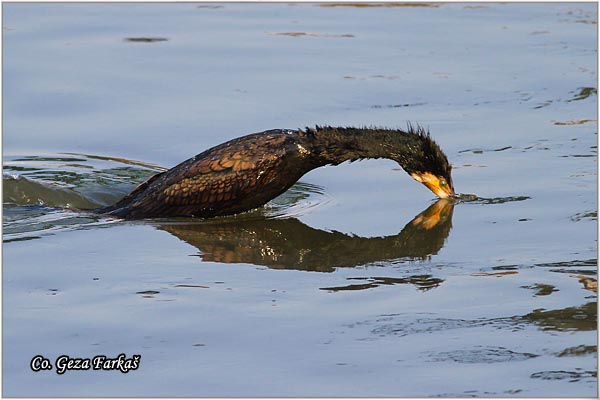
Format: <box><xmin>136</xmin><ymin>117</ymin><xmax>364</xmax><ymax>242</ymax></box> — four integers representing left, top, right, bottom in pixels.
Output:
<box><xmin>98</xmin><ymin>126</ymin><xmax>453</xmax><ymax>219</ymax></box>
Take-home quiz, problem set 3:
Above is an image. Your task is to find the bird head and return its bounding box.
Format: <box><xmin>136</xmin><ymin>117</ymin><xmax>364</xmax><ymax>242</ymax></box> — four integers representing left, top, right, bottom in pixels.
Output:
<box><xmin>410</xmin><ymin>171</ymin><xmax>454</xmax><ymax>199</ymax></box>
<box><xmin>397</xmin><ymin>125</ymin><xmax>454</xmax><ymax>199</ymax></box>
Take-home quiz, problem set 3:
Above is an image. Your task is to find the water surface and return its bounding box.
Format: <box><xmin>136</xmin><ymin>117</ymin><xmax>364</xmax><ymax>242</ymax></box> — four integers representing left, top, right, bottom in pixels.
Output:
<box><xmin>3</xmin><ymin>2</ymin><xmax>597</xmax><ymax>397</ymax></box>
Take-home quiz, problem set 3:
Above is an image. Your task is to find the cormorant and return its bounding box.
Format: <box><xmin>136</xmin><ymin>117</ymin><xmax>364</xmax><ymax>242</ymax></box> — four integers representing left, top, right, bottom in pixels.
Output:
<box><xmin>97</xmin><ymin>125</ymin><xmax>454</xmax><ymax>219</ymax></box>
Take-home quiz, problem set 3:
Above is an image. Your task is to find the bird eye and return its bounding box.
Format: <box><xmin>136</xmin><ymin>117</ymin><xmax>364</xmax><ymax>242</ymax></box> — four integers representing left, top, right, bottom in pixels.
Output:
<box><xmin>440</xmin><ymin>180</ymin><xmax>447</xmax><ymax>187</ymax></box>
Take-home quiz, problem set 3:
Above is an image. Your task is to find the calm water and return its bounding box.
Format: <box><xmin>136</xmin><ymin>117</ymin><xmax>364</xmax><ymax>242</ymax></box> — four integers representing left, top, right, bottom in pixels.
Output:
<box><xmin>3</xmin><ymin>2</ymin><xmax>597</xmax><ymax>397</ymax></box>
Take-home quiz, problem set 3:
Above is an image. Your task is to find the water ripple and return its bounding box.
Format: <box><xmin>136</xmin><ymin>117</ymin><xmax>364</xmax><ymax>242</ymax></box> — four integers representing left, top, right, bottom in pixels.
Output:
<box><xmin>3</xmin><ymin>153</ymin><xmax>332</xmax><ymax>241</ymax></box>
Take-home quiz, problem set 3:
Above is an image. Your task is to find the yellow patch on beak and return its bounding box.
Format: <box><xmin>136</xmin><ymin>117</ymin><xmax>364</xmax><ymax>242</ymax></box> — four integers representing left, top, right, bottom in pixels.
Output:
<box><xmin>410</xmin><ymin>172</ymin><xmax>454</xmax><ymax>199</ymax></box>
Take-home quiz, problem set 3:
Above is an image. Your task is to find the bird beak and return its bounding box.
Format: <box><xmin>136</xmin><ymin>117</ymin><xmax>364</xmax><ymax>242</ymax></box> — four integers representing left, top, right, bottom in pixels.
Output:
<box><xmin>410</xmin><ymin>172</ymin><xmax>455</xmax><ymax>199</ymax></box>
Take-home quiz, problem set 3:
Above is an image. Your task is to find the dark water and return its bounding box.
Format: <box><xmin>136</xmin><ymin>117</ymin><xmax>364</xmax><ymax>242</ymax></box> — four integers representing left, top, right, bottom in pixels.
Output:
<box><xmin>3</xmin><ymin>3</ymin><xmax>597</xmax><ymax>397</ymax></box>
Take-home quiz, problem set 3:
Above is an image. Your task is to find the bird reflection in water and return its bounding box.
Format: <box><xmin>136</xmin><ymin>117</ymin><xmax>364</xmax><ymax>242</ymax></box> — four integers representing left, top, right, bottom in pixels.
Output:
<box><xmin>156</xmin><ymin>198</ymin><xmax>454</xmax><ymax>277</ymax></box>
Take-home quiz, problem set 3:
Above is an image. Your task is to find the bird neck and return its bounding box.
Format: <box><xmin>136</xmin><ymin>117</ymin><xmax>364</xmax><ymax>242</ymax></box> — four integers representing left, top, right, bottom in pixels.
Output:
<box><xmin>304</xmin><ymin>126</ymin><xmax>422</xmax><ymax>168</ymax></box>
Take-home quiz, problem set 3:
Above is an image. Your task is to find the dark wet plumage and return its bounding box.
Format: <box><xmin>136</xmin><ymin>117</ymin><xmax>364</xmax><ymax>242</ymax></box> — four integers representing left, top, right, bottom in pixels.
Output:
<box><xmin>97</xmin><ymin>125</ymin><xmax>453</xmax><ymax>219</ymax></box>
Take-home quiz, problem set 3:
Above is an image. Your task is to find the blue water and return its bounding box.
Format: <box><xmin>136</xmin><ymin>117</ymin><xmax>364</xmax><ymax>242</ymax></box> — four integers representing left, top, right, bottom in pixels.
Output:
<box><xmin>3</xmin><ymin>3</ymin><xmax>597</xmax><ymax>397</ymax></box>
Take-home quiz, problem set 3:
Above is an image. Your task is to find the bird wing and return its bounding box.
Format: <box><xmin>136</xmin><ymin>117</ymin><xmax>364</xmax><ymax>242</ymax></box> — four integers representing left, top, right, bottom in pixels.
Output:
<box><xmin>122</xmin><ymin>133</ymin><xmax>294</xmax><ymax>217</ymax></box>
